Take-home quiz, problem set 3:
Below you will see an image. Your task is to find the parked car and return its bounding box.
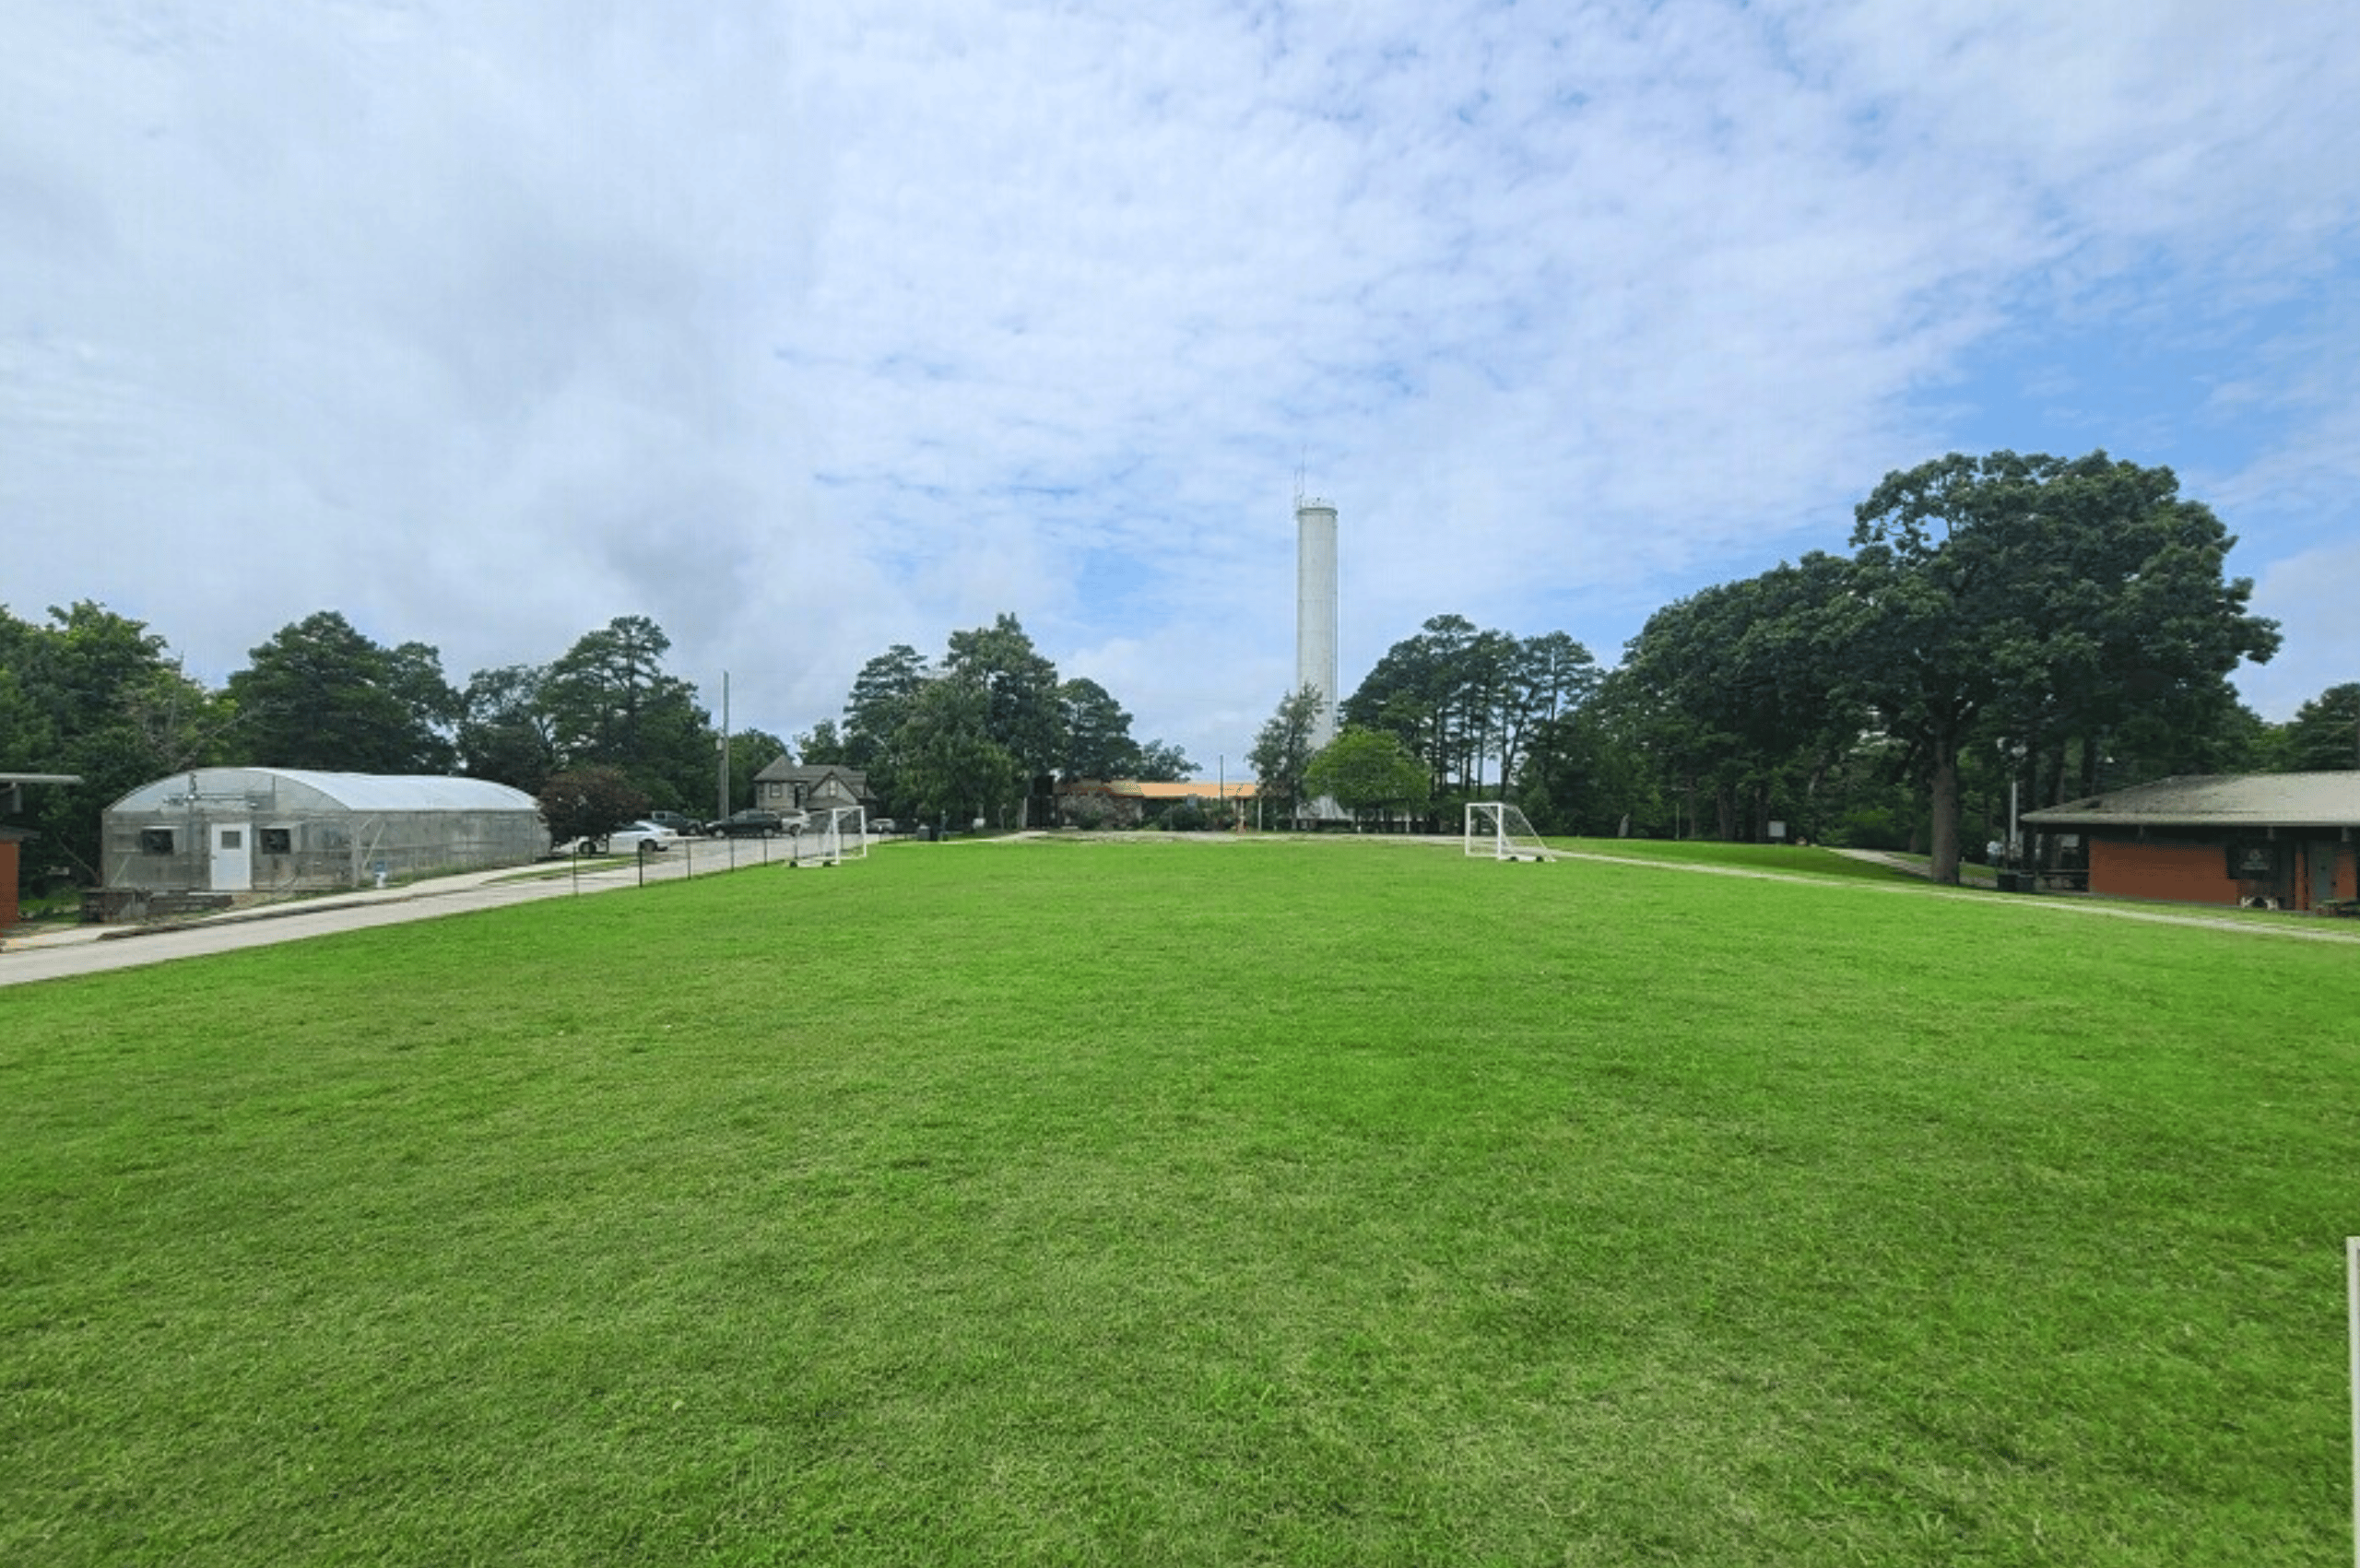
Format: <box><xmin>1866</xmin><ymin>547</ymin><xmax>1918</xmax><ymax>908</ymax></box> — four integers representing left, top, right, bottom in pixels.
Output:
<box><xmin>553</xmin><ymin>819</ymin><xmax>679</xmax><ymax>855</ymax></box>
<box><xmin>870</xmin><ymin>818</ymin><xmax>897</xmax><ymax>835</ymax></box>
<box><xmin>645</xmin><ymin>810</ymin><xmax>701</xmax><ymax>838</ymax></box>
<box><xmin>607</xmin><ymin>820</ymin><xmax>680</xmax><ymax>854</ymax></box>
<box><xmin>705</xmin><ymin>808</ymin><xmax>796</xmax><ymax>838</ymax></box>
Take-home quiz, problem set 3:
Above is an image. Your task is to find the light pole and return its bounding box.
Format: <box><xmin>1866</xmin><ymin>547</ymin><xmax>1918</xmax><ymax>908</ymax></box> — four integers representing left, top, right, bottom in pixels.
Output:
<box><xmin>716</xmin><ymin>670</ymin><xmax>730</xmax><ymax>828</ymax></box>
<box><xmin>2006</xmin><ymin>741</ymin><xmax>2028</xmax><ymax>864</ymax></box>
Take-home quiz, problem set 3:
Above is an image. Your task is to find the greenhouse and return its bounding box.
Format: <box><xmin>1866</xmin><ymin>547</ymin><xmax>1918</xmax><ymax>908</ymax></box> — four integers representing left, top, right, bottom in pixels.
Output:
<box><xmin>100</xmin><ymin>768</ymin><xmax>545</xmax><ymax>903</ymax></box>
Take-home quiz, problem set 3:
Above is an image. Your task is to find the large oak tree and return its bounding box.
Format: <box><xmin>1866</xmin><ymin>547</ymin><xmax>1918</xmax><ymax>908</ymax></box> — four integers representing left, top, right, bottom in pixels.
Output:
<box><xmin>1847</xmin><ymin>451</ymin><xmax>2277</xmax><ymax>883</ymax></box>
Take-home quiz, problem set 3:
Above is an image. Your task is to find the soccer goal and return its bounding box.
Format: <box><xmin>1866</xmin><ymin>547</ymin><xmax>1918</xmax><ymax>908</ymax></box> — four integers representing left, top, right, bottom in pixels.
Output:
<box><xmin>1465</xmin><ymin>801</ymin><xmax>1555</xmax><ymax>862</ymax></box>
<box><xmin>802</xmin><ymin>806</ymin><xmax>868</xmax><ymax>866</ymax></box>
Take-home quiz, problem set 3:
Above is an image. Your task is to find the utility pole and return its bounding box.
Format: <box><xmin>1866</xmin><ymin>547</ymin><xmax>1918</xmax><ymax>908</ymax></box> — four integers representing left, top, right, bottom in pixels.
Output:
<box><xmin>716</xmin><ymin>671</ymin><xmax>730</xmax><ymax>826</ymax></box>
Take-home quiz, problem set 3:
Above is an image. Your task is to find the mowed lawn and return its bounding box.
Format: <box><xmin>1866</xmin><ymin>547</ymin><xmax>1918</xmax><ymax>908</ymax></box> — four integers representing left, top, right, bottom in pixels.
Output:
<box><xmin>5</xmin><ymin>839</ymin><xmax>2358</xmax><ymax>1565</ymax></box>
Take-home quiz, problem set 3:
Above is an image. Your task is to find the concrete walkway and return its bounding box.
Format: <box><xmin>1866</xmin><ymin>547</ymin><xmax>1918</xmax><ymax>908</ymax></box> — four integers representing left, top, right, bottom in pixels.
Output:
<box><xmin>0</xmin><ymin>833</ymin><xmax>851</xmax><ymax>989</ymax></box>
<box><xmin>1826</xmin><ymin>846</ymin><xmax>2010</xmax><ymax>888</ymax></box>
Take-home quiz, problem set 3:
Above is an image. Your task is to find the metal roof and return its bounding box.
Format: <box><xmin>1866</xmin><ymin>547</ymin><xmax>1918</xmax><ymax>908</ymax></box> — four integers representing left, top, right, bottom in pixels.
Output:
<box><xmin>2023</xmin><ymin>772</ymin><xmax>2360</xmax><ymax>829</ymax></box>
<box><xmin>1056</xmin><ymin>780</ymin><xmax>1261</xmax><ymax>800</ymax></box>
<box><xmin>107</xmin><ymin>768</ymin><xmax>539</xmax><ymax>815</ymax></box>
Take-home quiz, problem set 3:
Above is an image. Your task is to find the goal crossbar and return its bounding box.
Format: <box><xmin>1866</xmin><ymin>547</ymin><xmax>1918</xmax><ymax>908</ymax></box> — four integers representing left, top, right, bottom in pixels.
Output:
<box><xmin>1464</xmin><ymin>802</ymin><xmax>1557</xmax><ymax>862</ymax></box>
<box><xmin>795</xmin><ymin>806</ymin><xmax>868</xmax><ymax>867</ymax></box>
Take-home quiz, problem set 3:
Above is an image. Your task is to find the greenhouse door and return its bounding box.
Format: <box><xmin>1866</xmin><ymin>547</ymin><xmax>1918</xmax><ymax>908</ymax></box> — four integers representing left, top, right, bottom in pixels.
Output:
<box><xmin>209</xmin><ymin>822</ymin><xmax>253</xmax><ymax>892</ymax></box>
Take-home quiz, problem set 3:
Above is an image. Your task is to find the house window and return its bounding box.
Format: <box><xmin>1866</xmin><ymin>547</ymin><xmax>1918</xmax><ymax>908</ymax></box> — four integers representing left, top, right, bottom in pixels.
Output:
<box><xmin>140</xmin><ymin>828</ymin><xmax>175</xmax><ymax>855</ymax></box>
<box><xmin>260</xmin><ymin>828</ymin><xmax>293</xmax><ymax>855</ymax></box>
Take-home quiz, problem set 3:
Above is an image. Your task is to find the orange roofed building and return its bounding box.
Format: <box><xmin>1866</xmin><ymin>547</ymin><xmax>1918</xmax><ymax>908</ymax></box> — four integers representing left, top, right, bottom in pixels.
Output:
<box><xmin>1056</xmin><ymin>779</ymin><xmax>1257</xmax><ymax>827</ymax></box>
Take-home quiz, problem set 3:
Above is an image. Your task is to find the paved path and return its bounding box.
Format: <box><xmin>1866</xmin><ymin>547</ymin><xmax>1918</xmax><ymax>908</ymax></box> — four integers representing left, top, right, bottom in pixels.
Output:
<box><xmin>0</xmin><ymin>834</ymin><xmax>846</xmax><ymax>989</ymax></box>
<box><xmin>1828</xmin><ymin>846</ymin><xmax>1998</xmax><ymax>888</ymax></box>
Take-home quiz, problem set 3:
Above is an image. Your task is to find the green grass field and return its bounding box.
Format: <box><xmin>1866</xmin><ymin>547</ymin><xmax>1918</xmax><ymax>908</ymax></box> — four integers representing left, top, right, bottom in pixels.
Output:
<box><xmin>5</xmin><ymin>838</ymin><xmax>2358</xmax><ymax>1564</ymax></box>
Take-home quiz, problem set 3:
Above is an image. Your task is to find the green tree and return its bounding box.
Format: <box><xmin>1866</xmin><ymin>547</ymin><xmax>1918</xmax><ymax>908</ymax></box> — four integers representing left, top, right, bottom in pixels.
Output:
<box><xmin>796</xmin><ymin>719</ymin><xmax>847</xmax><ymax>766</ymax></box>
<box><xmin>1498</xmin><ymin>631</ymin><xmax>1600</xmax><ymax>794</ymax></box>
<box><xmin>1133</xmin><ymin>738</ymin><xmax>1195</xmax><ymax>782</ymax></box>
<box><xmin>225</xmin><ymin>610</ymin><xmax>455</xmax><ymax>772</ymax></box>
<box><xmin>2278</xmin><ymin>683</ymin><xmax>2360</xmax><ymax>771</ymax></box>
<box><xmin>1614</xmin><ymin>554</ymin><xmax>1862</xmax><ymax>843</ymax></box>
<box><xmin>539</xmin><ymin>616</ymin><xmax>714</xmax><ymax>808</ymax></box>
<box><xmin>842</xmin><ymin>645</ymin><xmax>928</xmax><ymax>770</ymax></box>
<box><xmin>537</xmin><ymin>764</ymin><xmax>651</xmax><ymax>851</ymax></box>
<box><xmin>1248</xmin><ymin>685</ymin><xmax>1325</xmax><ymax>828</ymax></box>
<box><xmin>1057</xmin><ymin>678</ymin><xmax>1139</xmax><ymax>780</ymax></box>
<box><xmin>1304</xmin><ymin>728</ymin><xmax>1430</xmax><ymax>828</ymax></box>
<box><xmin>0</xmin><ymin>602</ymin><xmax>231</xmax><ymax>886</ymax></box>
<box><xmin>1514</xmin><ymin>669</ymin><xmax>1672</xmax><ymax>839</ymax></box>
<box><xmin>1342</xmin><ymin>614</ymin><xmax>1571</xmax><ymax>804</ymax></box>
<box><xmin>456</xmin><ymin>664</ymin><xmax>557</xmax><ymax>792</ymax></box>
<box><xmin>1849</xmin><ymin>451</ymin><xmax>2278</xmax><ymax>883</ymax></box>
<box><xmin>944</xmin><ymin>614</ymin><xmax>1064</xmax><ymax>785</ymax></box>
<box><xmin>887</xmin><ymin>673</ymin><xmax>1021</xmax><ymax>830</ymax></box>
<box><xmin>384</xmin><ymin>643</ymin><xmax>462</xmax><ymax>772</ymax></box>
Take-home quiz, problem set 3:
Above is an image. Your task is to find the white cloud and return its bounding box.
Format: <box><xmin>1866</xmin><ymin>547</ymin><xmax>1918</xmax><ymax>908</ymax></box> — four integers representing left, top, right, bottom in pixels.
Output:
<box><xmin>4</xmin><ymin>0</ymin><xmax>2356</xmax><ymax>760</ymax></box>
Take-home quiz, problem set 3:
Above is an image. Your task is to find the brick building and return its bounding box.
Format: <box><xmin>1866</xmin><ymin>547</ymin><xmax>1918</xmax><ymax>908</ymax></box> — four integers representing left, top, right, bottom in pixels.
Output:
<box><xmin>2024</xmin><ymin>772</ymin><xmax>2360</xmax><ymax>912</ymax></box>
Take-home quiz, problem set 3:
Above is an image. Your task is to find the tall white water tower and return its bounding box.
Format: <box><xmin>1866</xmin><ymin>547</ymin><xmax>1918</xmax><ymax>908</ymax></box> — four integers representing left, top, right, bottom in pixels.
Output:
<box><xmin>1295</xmin><ymin>496</ymin><xmax>1339</xmax><ymax>749</ymax></box>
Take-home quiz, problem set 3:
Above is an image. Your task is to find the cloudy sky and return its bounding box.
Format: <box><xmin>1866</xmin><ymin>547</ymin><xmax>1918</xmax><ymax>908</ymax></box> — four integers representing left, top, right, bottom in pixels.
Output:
<box><xmin>6</xmin><ymin>1</ymin><xmax>2357</xmax><ymax>769</ymax></box>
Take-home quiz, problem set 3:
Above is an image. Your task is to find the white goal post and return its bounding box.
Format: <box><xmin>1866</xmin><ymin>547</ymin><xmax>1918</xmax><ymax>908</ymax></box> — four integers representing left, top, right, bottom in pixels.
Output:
<box><xmin>1464</xmin><ymin>802</ymin><xmax>1555</xmax><ymax>862</ymax></box>
<box><xmin>801</xmin><ymin>806</ymin><xmax>868</xmax><ymax>866</ymax></box>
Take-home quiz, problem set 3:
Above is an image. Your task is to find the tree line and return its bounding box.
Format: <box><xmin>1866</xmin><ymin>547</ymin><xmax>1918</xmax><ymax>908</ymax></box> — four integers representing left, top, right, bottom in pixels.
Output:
<box><xmin>8</xmin><ymin>447</ymin><xmax>2352</xmax><ymax>892</ymax></box>
<box><xmin>1250</xmin><ymin>450</ymin><xmax>2351</xmax><ymax>884</ymax></box>
<box><xmin>795</xmin><ymin>613</ymin><xmax>1194</xmax><ymax>830</ymax></box>
<box><xmin>0</xmin><ymin>606</ymin><xmax>785</xmax><ymax>886</ymax></box>
<box><xmin>0</xmin><ymin>601</ymin><xmax>1194</xmax><ymax>889</ymax></box>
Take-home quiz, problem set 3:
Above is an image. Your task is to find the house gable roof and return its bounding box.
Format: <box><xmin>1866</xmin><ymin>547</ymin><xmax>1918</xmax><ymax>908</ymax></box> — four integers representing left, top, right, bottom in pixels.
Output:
<box><xmin>2024</xmin><ymin>772</ymin><xmax>2360</xmax><ymax>830</ymax></box>
<box><xmin>752</xmin><ymin>760</ymin><xmax>876</xmax><ymax>802</ymax></box>
<box><xmin>753</xmin><ymin>758</ymin><xmax>868</xmax><ymax>786</ymax></box>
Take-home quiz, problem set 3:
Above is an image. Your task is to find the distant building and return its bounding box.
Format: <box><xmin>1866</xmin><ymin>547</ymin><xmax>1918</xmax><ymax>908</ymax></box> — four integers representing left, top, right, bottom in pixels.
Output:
<box><xmin>1055</xmin><ymin>779</ymin><xmax>1258</xmax><ymax>827</ymax></box>
<box><xmin>1</xmin><ymin>772</ymin><xmax>82</xmax><ymax>929</ymax></box>
<box><xmin>752</xmin><ymin>760</ymin><xmax>879</xmax><ymax>817</ymax></box>
<box><xmin>100</xmin><ymin>768</ymin><xmax>544</xmax><ymax>906</ymax></box>
<box><xmin>0</xmin><ymin>825</ymin><xmax>32</xmax><ymax>930</ymax></box>
<box><xmin>2024</xmin><ymin>772</ymin><xmax>2360</xmax><ymax>911</ymax></box>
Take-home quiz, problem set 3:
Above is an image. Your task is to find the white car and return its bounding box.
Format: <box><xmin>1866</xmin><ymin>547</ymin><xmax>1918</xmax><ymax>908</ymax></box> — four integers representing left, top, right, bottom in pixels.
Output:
<box><xmin>604</xmin><ymin>819</ymin><xmax>680</xmax><ymax>854</ymax></box>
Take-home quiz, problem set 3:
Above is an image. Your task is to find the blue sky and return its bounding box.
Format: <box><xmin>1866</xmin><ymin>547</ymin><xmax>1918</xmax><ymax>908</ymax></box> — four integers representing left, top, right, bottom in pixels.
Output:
<box><xmin>5</xmin><ymin>1</ymin><xmax>2355</xmax><ymax>770</ymax></box>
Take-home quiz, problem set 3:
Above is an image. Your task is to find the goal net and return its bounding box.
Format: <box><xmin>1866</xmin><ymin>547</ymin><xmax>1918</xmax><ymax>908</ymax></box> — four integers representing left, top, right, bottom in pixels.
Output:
<box><xmin>803</xmin><ymin>806</ymin><xmax>868</xmax><ymax>866</ymax></box>
<box><xmin>1465</xmin><ymin>802</ymin><xmax>1554</xmax><ymax>862</ymax></box>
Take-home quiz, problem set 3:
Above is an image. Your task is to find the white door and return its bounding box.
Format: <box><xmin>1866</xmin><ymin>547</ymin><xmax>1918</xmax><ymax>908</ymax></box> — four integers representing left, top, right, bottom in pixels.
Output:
<box><xmin>210</xmin><ymin>821</ymin><xmax>253</xmax><ymax>891</ymax></box>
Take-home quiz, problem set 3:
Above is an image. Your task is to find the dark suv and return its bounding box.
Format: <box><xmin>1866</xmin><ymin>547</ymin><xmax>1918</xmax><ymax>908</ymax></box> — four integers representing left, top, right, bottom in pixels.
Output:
<box><xmin>706</xmin><ymin>808</ymin><xmax>794</xmax><ymax>838</ymax></box>
<box><xmin>646</xmin><ymin>811</ymin><xmax>701</xmax><ymax>838</ymax></box>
